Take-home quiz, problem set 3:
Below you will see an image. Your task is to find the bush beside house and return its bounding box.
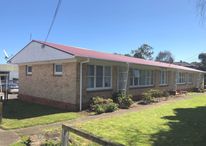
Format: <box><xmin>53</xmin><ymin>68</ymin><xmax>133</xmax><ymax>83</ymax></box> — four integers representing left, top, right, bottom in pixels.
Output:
<box><xmin>142</xmin><ymin>89</ymin><xmax>170</xmax><ymax>104</ymax></box>
<box><xmin>90</xmin><ymin>93</ymin><xmax>134</xmax><ymax>114</ymax></box>
<box><xmin>112</xmin><ymin>92</ymin><xmax>134</xmax><ymax>109</ymax></box>
<box><xmin>90</xmin><ymin>97</ymin><xmax>118</xmax><ymax>114</ymax></box>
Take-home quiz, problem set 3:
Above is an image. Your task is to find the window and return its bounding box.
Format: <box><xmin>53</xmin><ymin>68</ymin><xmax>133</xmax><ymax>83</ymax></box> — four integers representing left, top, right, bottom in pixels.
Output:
<box><xmin>87</xmin><ymin>65</ymin><xmax>112</xmax><ymax>89</ymax></box>
<box><xmin>104</xmin><ymin>66</ymin><xmax>112</xmax><ymax>87</ymax></box>
<box><xmin>26</xmin><ymin>65</ymin><xmax>32</xmax><ymax>75</ymax></box>
<box><xmin>87</xmin><ymin>65</ymin><xmax>95</xmax><ymax>88</ymax></box>
<box><xmin>176</xmin><ymin>72</ymin><xmax>186</xmax><ymax>84</ymax></box>
<box><xmin>54</xmin><ymin>64</ymin><xmax>63</xmax><ymax>75</ymax></box>
<box><xmin>130</xmin><ymin>69</ymin><xmax>153</xmax><ymax>87</ymax></box>
<box><xmin>160</xmin><ymin>70</ymin><xmax>167</xmax><ymax>85</ymax></box>
<box><xmin>188</xmin><ymin>73</ymin><xmax>193</xmax><ymax>83</ymax></box>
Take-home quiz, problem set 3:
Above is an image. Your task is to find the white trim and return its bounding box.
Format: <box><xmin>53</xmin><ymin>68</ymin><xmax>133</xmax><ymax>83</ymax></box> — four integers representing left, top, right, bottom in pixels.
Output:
<box><xmin>26</xmin><ymin>65</ymin><xmax>32</xmax><ymax>75</ymax></box>
<box><xmin>160</xmin><ymin>70</ymin><xmax>168</xmax><ymax>85</ymax></box>
<box><xmin>159</xmin><ymin>84</ymin><xmax>168</xmax><ymax>86</ymax></box>
<box><xmin>130</xmin><ymin>85</ymin><xmax>154</xmax><ymax>88</ymax></box>
<box><xmin>176</xmin><ymin>72</ymin><xmax>187</xmax><ymax>84</ymax></box>
<box><xmin>54</xmin><ymin>64</ymin><xmax>63</xmax><ymax>75</ymax></box>
<box><xmin>80</xmin><ymin>58</ymin><xmax>90</xmax><ymax>111</ymax></box>
<box><xmin>176</xmin><ymin>82</ymin><xmax>186</xmax><ymax>85</ymax></box>
<box><xmin>87</xmin><ymin>64</ymin><xmax>112</xmax><ymax>90</ymax></box>
<box><xmin>86</xmin><ymin>87</ymin><xmax>112</xmax><ymax>91</ymax></box>
<box><xmin>129</xmin><ymin>68</ymin><xmax>154</xmax><ymax>87</ymax></box>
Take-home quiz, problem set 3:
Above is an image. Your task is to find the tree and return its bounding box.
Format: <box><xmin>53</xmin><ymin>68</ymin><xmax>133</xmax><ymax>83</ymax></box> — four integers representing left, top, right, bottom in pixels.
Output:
<box><xmin>113</xmin><ymin>53</ymin><xmax>132</xmax><ymax>57</ymax></box>
<box><xmin>155</xmin><ymin>51</ymin><xmax>174</xmax><ymax>63</ymax></box>
<box><xmin>198</xmin><ymin>53</ymin><xmax>206</xmax><ymax>70</ymax></box>
<box><xmin>124</xmin><ymin>53</ymin><xmax>132</xmax><ymax>57</ymax></box>
<box><xmin>131</xmin><ymin>44</ymin><xmax>154</xmax><ymax>60</ymax></box>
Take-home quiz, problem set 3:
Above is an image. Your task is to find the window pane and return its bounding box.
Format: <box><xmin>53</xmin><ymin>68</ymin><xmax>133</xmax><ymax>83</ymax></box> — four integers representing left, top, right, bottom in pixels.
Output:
<box><xmin>87</xmin><ymin>77</ymin><xmax>94</xmax><ymax>88</ymax></box>
<box><xmin>140</xmin><ymin>70</ymin><xmax>145</xmax><ymax>85</ymax></box>
<box><xmin>134</xmin><ymin>77</ymin><xmax>139</xmax><ymax>85</ymax></box>
<box><xmin>55</xmin><ymin>64</ymin><xmax>62</xmax><ymax>72</ymax></box>
<box><xmin>88</xmin><ymin>65</ymin><xmax>94</xmax><ymax>76</ymax></box>
<box><xmin>130</xmin><ymin>76</ymin><xmax>133</xmax><ymax>86</ymax></box>
<box><xmin>104</xmin><ymin>77</ymin><xmax>111</xmax><ymax>87</ymax></box>
<box><xmin>96</xmin><ymin>77</ymin><xmax>103</xmax><ymax>87</ymax></box>
<box><xmin>104</xmin><ymin>66</ymin><xmax>111</xmax><ymax>76</ymax></box>
<box><xmin>28</xmin><ymin>66</ymin><xmax>32</xmax><ymax>72</ymax></box>
<box><xmin>160</xmin><ymin>71</ymin><xmax>167</xmax><ymax>84</ymax></box>
<box><xmin>133</xmin><ymin>69</ymin><xmax>140</xmax><ymax>78</ymax></box>
<box><xmin>96</xmin><ymin>66</ymin><xmax>103</xmax><ymax>87</ymax></box>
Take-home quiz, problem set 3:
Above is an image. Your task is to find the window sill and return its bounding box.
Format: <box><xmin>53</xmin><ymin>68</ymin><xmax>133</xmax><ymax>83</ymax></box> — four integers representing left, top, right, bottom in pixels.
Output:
<box><xmin>87</xmin><ymin>88</ymin><xmax>113</xmax><ymax>92</ymax></box>
<box><xmin>159</xmin><ymin>84</ymin><xmax>168</xmax><ymax>87</ymax></box>
<box><xmin>176</xmin><ymin>83</ymin><xmax>186</xmax><ymax>85</ymax></box>
<box><xmin>129</xmin><ymin>85</ymin><xmax>154</xmax><ymax>89</ymax></box>
<box><xmin>54</xmin><ymin>74</ymin><xmax>63</xmax><ymax>76</ymax></box>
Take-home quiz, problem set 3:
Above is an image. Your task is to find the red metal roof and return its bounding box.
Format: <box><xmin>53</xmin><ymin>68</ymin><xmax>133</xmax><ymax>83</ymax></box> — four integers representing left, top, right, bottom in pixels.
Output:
<box><xmin>33</xmin><ymin>40</ymin><xmax>204</xmax><ymax>73</ymax></box>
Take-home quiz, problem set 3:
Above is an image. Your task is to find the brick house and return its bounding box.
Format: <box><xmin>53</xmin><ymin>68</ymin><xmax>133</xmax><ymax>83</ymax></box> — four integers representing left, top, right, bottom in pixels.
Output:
<box><xmin>9</xmin><ymin>40</ymin><xmax>205</xmax><ymax>111</ymax></box>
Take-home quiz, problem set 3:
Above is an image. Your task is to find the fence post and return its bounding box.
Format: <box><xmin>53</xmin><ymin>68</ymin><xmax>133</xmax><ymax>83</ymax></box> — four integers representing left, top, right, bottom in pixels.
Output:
<box><xmin>0</xmin><ymin>102</ymin><xmax>2</xmax><ymax>124</ymax></box>
<box><xmin>61</xmin><ymin>126</ymin><xmax>69</xmax><ymax>146</ymax></box>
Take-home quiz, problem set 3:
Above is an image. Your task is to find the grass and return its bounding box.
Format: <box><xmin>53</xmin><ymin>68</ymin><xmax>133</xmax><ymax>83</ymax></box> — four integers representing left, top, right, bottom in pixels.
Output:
<box><xmin>76</xmin><ymin>93</ymin><xmax>206</xmax><ymax>146</ymax></box>
<box><xmin>0</xmin><ymin>99</ymin><xmax>81</xmax><ymax>129</ymax></box>
<box><xmin>10</xmin><ymin>136</ymin><xmax>31</xmax><ymax>146</ymax></box>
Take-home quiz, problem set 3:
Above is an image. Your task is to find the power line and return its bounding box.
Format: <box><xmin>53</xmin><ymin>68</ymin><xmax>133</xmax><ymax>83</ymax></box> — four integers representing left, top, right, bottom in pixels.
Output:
<box><xmin>44</xmin><ymin>0</ymin><xmax>62</xmax><ymax>43</ymax></box>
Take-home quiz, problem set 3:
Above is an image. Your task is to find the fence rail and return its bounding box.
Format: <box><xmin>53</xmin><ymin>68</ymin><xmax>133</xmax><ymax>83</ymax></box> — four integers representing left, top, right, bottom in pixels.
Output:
<box><xmin>61</xmin><ymin>124</ymin><xmax>124</xmax><ymax>146</ymax></box>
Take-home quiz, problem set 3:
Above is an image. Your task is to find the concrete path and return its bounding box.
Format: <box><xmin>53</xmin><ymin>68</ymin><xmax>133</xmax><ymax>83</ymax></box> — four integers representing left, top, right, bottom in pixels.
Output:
<box><xmin>0</xmin><ymin>93</ymin><xmax>200</xmax><ymax>146</ymax></box>
<box><xmin>0</xmin><ymin>129</ymin><xmax>19</xmax><ymax>146</ymax></box>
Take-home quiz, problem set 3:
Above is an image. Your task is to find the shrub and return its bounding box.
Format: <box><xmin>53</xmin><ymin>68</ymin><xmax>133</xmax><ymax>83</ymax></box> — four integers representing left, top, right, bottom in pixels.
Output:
<box><xmin>142</xmin><ymin>89</ymin><xmax>171</xmax><ymax>104</ymax></box>
<box><xmin>112</xmin><ymin>92</ymin><xmax>121</xmax><ymax>103</ymax></box>
<box><xmin>105</xmin><ymin>102</ymin><xmax>118</xmax><ymax>112</ymax></box>
<box><xmin>193</xmin><ymin>87</ymin><xmax>205</xmax><ymax>93</ymax></box>
<box><xmin>148</xmin><ymin>89</ymin><xmax>163</xmax><ymax>98</ymax></box>
<box><xmin>21</xmin><ymin>136</ymin><xmax>31</xmax><ymax>146</ymax></box>
<box><xmin>93</xmin><ymin>104</ymin><xmax>105</xmax><ymax>114</ymax></box>
<box><xmin>142</xmin><ymin>92</ymin><xmax>155</xmax><ymax>104</ymax></box>
<box><xmin>163</xmin><ymin>91</ymin><xmax>170</xmax><ymax>97</ymax></box>
<box><xmin>117</xmin><ymin>93</ymin><xmax>134</xmax><ymax>109</ymax></box>
<box><xmin>90</xmin><ymin>97</ymin><xmax>118</xmax><ymax>114</ymax></box>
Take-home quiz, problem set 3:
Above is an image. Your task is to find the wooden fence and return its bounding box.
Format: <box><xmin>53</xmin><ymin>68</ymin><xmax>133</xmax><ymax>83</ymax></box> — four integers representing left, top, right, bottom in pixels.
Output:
<box><xmin>0</xmin><ymin>102</ymin><xmax>2</xmax><ymax>124</ymax></box>
<box><xmin>61</xmin><ymin>124</ymin><xmax>124</xmax><ymax>146</ymax></box>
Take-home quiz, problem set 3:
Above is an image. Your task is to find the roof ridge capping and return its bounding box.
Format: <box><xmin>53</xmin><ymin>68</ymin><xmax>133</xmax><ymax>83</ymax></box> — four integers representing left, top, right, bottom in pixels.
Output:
<box><xmin>32</xmin><ymin>40</ymin><xmax>205</xmax><ymax>73</ymax></box>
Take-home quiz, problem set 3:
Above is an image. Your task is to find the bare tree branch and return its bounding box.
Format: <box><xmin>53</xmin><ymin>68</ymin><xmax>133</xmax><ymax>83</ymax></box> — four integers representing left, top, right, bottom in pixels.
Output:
<box><xmin>197</xmin><ymin>0</ymin><xmax>206</xmax><ymax>21</ymax></box>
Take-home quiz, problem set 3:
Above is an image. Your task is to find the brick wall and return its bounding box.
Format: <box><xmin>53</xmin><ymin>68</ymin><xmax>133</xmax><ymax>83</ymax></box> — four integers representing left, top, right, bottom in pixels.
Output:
<box><xmin>19</xmin><ymin>62</ymin><xmax>78</xmax><ymax>109</ymax></box>
<box><xmin>18</xmin><ymin>60</ymin><xmax>201</xmax><ymax>111</ymax></box>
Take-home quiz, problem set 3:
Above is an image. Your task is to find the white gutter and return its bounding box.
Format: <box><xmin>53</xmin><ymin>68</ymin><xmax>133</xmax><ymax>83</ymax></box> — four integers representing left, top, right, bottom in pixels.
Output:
<box><xmin>79</xmin><ymin>58</ymin><xmax>90</xmax><ymax>111</ymax></box>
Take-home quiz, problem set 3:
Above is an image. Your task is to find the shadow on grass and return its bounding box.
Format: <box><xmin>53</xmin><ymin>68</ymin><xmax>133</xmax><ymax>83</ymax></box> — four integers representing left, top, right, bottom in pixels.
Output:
<box><xmin>151</xmin><ymin>106</ymin><xmax>206</xmax><ymax>146</ymax></box>
<box><xmin>2</xmin><ymin>99</ymin><xmax>66</xmax><ymax>119</ymax></box>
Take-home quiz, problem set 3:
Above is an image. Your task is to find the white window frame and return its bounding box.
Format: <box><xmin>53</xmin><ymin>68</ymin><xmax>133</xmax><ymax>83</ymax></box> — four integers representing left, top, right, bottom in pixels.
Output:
<box><xmin>87</xmin><ymin>65</ymin><xmax>112</xmax><ymax>91</ymax></box>
<box><xmin>160</xmin><ymin>70</ymin><xmax>168</xmax><ymax>86</ymax></box>
<box><xmin>54</xmin><ymin>64</ymin><xmax>63</xmax><ymax>75</ymax></box>
<box><xmin>26</xmin><ymin>65</ymin><xmax>32</xmax><ymax>75</ymax></box>
<box><xmin>187</xmin><ymin>73</ymin><xmax>193</xmax><ymax>84</ymax></box>
<box><xmin>130</xmin><ymin>68</ymin><xmax>154</xmax><ymax>88</ymax></box>
<box><xmin>176</xmin><ymin>72</ymin><xmax>186</xmax><ymax>84</ymax></box>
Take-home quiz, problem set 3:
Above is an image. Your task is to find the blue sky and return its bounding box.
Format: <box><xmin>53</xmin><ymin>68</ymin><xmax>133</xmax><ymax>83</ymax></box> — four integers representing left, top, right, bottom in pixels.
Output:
<box><xmin>0</xmin><ymin>0</ymin><xmax>206</xmax><ymax>64</ymax></box>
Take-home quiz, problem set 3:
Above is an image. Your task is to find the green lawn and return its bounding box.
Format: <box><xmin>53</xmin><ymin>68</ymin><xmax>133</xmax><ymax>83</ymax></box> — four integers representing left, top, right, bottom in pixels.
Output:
<box><xmin>0</xmin><ymin>99</ymin><xmax>81</xmax><ymax>129</ymax></box>
<box><xmin>77</xmin><ymin>93</ymin><xmax>206</xmax><ymax>146</ymax></box>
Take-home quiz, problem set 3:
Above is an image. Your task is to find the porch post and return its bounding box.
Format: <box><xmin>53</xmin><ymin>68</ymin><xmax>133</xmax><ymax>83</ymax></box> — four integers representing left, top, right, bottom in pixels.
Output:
<box><xmin>125</xmin><ymin>63</ymin><xmax>130</xmax><ymax>95</ymax></box>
